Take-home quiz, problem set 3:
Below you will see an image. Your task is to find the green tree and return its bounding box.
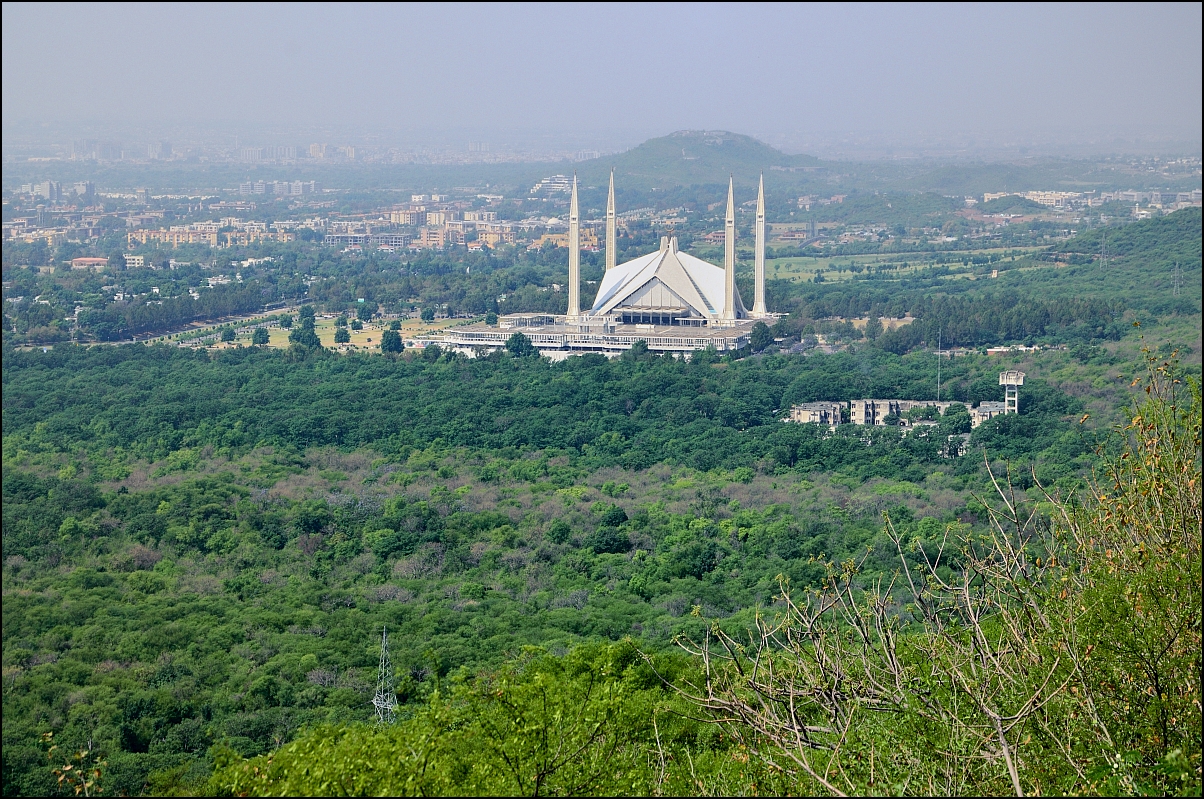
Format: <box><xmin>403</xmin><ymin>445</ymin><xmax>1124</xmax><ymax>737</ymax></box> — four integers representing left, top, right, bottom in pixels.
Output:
<box><xmin>335</xmin><ymin>315</ymin><xmax>348</xmax><ymax>328</ymax></box>
<box><xmin>485</xmin><ymin>312</ymin><xmax>498</xmax><ymax>326</ymax></box>
<box><xmin>350</xmin><ymin>319</ymin><xmax>363</xmax><ymax>331</ymax></box>
<box><xmin>220</xmin><ymin>327</ymin><xmax>236</xmax><ymax>342</ymax></box>
<box><xmin>506</xmin><ymin>332</ymin><xmax>538</xmax><ymax>358</ymax></box>
<box><xmin>334</xmin><ymin>327</ymin><xmax>350</xmax><ymax>344</ymax></box>
<box><xmin>357</xmin><ymin>302</ymin><xmax>377</xmax><ymax>321</ymax></box>
<box><xmin>621</xmin><ymin>340</ymin><xmax>650</xmax><ymax>361</ymax></box>
<box><xmin>251</xmin><ymin>327</ymin><xmax>270</xmax><ymax>346</ymax></box>
<box><xmin>546</xmin><ymin>519</ymin><xmax>571</xmax><ymax>544</ymax></box>
<box><xmin>750</xmin><ymin>321</ymin><xmax>773</xmax><ymax>352</ymax></box>
<box><xmin>585</xmin><ymin>526</ymin><xmax>630</xmax><ymax>554</ymax></box>
<box><xmin>288</xmin><ymin>319</ymin><xmax>321</xmax><ymax>349</ymax></box>
<box><xmin>299</xmin><ymin>305</ymin><xmax>315</xmax><ymax>323</ymax></box>
<box><xmin>864</xmin><ymin>316</ymin><xmax>883</xmax><ymax>341</ymax></box>
<box><xmin>279</xmin><ymin>314</ymin><xmax>293</xmax><ymax>329</ymax></box>
<box><xmin>380</xmin><ymin>329</ymin><xmax>403</xmax><ymax>353</ymax></box>
<box><xmin>421</xmin><ymin>307</ymin><xmax>436</xmax><ymax>322</ymax></box>
<box><xmin>939</xmin><ymin>402</ymin><xmax>971</xmax><ymax>435</ymax></box>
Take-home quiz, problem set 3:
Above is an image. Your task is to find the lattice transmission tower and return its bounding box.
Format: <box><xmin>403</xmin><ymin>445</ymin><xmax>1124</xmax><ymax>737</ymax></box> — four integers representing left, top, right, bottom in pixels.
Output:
<box><xmin>372</xmin><ymin>625</ymin><xmax>397</xmax><ymax>725</ymax></box>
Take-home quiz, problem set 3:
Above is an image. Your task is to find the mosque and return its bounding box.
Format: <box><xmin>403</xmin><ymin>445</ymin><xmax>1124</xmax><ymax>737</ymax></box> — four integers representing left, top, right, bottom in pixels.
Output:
<box><xmin>441</xmin><ymin>172</ymin><xmax>775</xmax><ymax>359</ymax></box>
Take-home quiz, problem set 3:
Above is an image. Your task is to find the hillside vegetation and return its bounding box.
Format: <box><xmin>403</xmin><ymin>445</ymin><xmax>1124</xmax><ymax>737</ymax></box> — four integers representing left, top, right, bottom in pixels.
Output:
<box><xmin>205</xmin><ymin>358</ymin><xmax>1200</xmax><ymax>796</ymax></box>
<box><xmin>2</xmin><ymin>337</ymin><xmax>1101</xmax><ymax>796</ymax></box>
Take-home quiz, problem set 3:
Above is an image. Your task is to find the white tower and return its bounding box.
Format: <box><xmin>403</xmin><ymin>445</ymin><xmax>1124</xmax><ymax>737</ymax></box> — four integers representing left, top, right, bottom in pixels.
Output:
<box><xmin>567</xmin><ymin>174</ymin><xmax>581</xmax><ymax>323</ymax></box>
<box><xmin>721</xmin><ymin>175</ymin><xmax>737</xmax><ymax>324</ymax></box>
<box><xmin>605</xmin><ymin>170</ymin><xmax>617</xmax><ymax>271</ymax></box>
<box><xmin>1000</xmin><ymin>370</ymin><xmax>1025</xmax><ymax>414</ymax></box>
<box><xmin>752</xmin><ymin>172</ymin><xmax>767</xmax><ymax>316</ymax></box>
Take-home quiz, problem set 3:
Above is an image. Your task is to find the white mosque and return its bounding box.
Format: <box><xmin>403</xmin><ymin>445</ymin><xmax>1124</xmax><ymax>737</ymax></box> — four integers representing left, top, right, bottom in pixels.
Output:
<box><xmin>441</xmin><ymin>171</ymin><xmax>775</xmax><ymax>358</ymax></box>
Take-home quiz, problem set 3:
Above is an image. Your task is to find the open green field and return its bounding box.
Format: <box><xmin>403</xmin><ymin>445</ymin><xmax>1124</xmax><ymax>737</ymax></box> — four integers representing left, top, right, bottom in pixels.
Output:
<box><xmin>764</xmin><ymin>246</ymin><xmax>1045</xmax><ymax>283</ymax></box>
<box><xmin>168</xmin><ymin>314</ymin><xmax>476</xmax><ymax>352</ymax></box>
<box><xmin>686</xmin><ymin>243</ymin><xmax>1045</xmax><ymax>283</ymax></box>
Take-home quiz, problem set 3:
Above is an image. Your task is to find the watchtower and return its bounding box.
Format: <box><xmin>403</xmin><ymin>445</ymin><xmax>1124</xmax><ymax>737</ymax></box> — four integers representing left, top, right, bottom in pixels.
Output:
<box><xmin>999</xmin><ymin>370</ymin><xmax>1025</xmax><ymax>415</ymax></box>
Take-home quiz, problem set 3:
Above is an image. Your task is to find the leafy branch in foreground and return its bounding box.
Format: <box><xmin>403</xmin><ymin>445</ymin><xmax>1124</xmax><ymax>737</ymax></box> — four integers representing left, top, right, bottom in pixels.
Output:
<box><xmin>40</xmin><ymin>732</ymin><xmax>106</xmax><ymax>797</ymax></box>
<box><xmin>665</xmin><ymin>354</ymin><xmax>1201</xmax><ymax>796</ymax></box>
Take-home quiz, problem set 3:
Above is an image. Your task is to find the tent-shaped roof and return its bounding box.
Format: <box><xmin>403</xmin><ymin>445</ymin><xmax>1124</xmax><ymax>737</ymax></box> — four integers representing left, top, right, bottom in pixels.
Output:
<box><xmin>589</xmin><ymin>240</ymin><xmax>745</xmax><ymax>319</ymax></box>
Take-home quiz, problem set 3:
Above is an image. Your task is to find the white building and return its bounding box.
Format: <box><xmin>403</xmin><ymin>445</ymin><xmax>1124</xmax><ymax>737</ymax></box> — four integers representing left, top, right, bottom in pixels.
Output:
<box><xmin>442</xmin><ymin>172</ymin><xmax>776</xmax><ymax>359</ymax></box>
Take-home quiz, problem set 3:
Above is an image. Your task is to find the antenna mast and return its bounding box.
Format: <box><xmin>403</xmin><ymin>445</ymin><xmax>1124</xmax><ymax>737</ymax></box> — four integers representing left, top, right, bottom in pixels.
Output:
<box><xmin>372</xmin><ymin>625</ymin><xmax>397</xmax><ymax>725</ymax></box>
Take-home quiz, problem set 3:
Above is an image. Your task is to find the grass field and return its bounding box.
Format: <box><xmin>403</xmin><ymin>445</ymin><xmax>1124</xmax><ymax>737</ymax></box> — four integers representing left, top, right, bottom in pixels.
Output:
<box><xmin>162</xmin><ymin>313</ymin><xmax>475</xmax><ymax>352</ymax></box>
<box><xmin>686</xmin><ymin>244</ymin><xmax>1045</xmax><ymax>284</ymax></box>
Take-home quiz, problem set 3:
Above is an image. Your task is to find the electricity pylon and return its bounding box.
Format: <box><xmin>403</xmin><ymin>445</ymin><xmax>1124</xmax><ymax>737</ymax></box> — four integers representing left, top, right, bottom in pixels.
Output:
<box><xmin>372</xmin><ymin>625</ymin><xmax>397</xmax><ymax>725</ymax></box>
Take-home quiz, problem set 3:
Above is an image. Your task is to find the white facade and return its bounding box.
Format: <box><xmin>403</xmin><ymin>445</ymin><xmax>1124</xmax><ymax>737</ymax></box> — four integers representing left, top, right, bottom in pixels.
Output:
<box><xmin>590</xmin><ymin>236</ymin><xmax>745</xmax><ymax>323</ymax></box>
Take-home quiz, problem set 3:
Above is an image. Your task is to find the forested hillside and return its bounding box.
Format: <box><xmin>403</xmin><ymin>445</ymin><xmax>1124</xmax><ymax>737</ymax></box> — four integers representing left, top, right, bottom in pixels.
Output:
<box><xmin>208</xmin><ymin>363</ymin><xmax>1200</xmax><ymax>797</ymax></box>
<box><xmin>3</xmin><ymin>336</ymin><xmax>1101</xmax><ymax>795</ymax></box>
<box><xmin>3</xmin><ymin>346</ymin><xmax>1195</xmax><ymax>795</ymax></box>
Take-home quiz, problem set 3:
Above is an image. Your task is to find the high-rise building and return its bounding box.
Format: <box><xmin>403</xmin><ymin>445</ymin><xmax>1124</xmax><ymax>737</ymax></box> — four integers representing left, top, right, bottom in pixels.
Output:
<box><xmin>71</xmin><ymin>140</ymin><xmax>97</xmax><ymax>159</ymax></box>
<box><xmin>34</xmin><ymin>181</ymin><xmax>61</xmax><ymax>202</ymax></box>
<box><xmin>95</xmin><ymin>141</ymin><xmax>122</xmax><ymax>160</ymax></box>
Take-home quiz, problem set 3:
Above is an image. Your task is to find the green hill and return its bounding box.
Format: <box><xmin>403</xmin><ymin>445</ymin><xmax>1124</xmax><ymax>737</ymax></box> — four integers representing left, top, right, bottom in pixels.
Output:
<box><xmin>1055</xmin><ymin>206</ymin><xmax>1202</xmax><ymax>263</ymax></box>
<box><xmin>576</xmin><ymin>130</ymin><xmax>820</xmax><ymax>190</ymax></box>
<box><xmin>978</xmin><ymin>194</ymin><xmax>1048</xmax><ymax>214</ymax></box>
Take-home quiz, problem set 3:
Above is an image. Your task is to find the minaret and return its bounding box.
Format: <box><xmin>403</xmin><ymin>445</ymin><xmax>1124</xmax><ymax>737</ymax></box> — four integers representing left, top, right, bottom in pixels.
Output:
<box><xmin>753</xmin><ymin>173</ymin><xmax>767</xmax><ymax>316</ymax></box>
<box><xmin>567</xmin><ymin>174</ymin><xmax>581</xmax><ymax>323</ymax></box>
<box><xmin>721</xmin><ymin>175</ymin><xmax>737</xmax><ymax>323</ymax></box>
<box><xmin>605</xmin><ymin>169</ymin><xmax>616</xmax><ymax>271</ymax></box>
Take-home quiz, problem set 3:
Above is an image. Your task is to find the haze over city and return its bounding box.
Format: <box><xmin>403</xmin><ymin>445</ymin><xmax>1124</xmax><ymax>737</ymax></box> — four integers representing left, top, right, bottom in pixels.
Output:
<box><xmin>3</xmin><ymin>2</ymin><xmax>1201</xmax><ymax>158</ymax></box>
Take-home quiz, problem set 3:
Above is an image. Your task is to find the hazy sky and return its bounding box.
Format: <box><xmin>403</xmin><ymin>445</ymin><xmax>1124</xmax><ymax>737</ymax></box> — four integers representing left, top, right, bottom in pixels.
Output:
<box><xmin>3</xmin><ymin>2</ymin><xmax>1201</xmax><ymax>148</ymax></box>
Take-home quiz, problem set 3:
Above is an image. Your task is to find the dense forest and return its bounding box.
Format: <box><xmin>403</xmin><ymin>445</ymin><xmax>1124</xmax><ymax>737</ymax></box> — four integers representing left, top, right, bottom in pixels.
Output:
<box><xmin>2</xmin><ymin>344</ymin><xmax>1197</xmax><ymax>795</ymax></box>
<box><xmin>206</xmin><ymin>363</ymin><xmax>1200</xmax><ymax>797</ymax></box>
<box><xmin>2</xmin><ymin>335</ymin><xmax>1098</xmax><ymax>794</ymax></box>
<box><xmin>1</xmin><ymin>202</ymin><xmax>1199</xmax><ymax>796</ymax></box>
<box><xmin>2</xmin><ymin>343</ymin><xmax>1088</xmax><ymax>481</ymax></box>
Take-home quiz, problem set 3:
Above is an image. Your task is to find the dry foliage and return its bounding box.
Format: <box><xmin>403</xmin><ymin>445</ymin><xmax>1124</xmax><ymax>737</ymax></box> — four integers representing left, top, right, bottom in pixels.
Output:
<box><xmin>658</xmin><ymin>355</ymin><xmax>1201</xmax><ymax>796</ymax></box>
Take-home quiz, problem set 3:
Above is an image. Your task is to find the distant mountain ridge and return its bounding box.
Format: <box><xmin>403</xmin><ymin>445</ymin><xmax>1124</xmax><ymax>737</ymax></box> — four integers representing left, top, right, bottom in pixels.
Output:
<box><xmin>575</xmin><ymin>130</ymin><xmax>820</xmax><ymax>189</ymax></box>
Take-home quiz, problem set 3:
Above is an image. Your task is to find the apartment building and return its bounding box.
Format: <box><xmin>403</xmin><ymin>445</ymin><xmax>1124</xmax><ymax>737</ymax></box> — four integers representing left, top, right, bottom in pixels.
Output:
<box><xmin>849</xmin><ymin>399</ymin><xmax>954</xmax><ymax>426</ymax></box>
<box><xmin>221</xmin><ymin>230</ymin><xmax>296</xmax><ymax>246</ymax></box>
<box><xmin>787</xmin><ymin>402</ymin><xmax>844</xmax><ymax>429</ymax></box>
<box><xmin>390</xmin><ymin>210</ymin><xmax>425</xmax><ymax>225</ymax></box>
<box><xmin>128</xmin><ymin>229</ymin><xmax>220</xmax><ymax>247</ymax></box>
<box><xmin>478</xmin><ymin>229</ymin><xmax>516</xmax><ymax>247</ymax></box>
